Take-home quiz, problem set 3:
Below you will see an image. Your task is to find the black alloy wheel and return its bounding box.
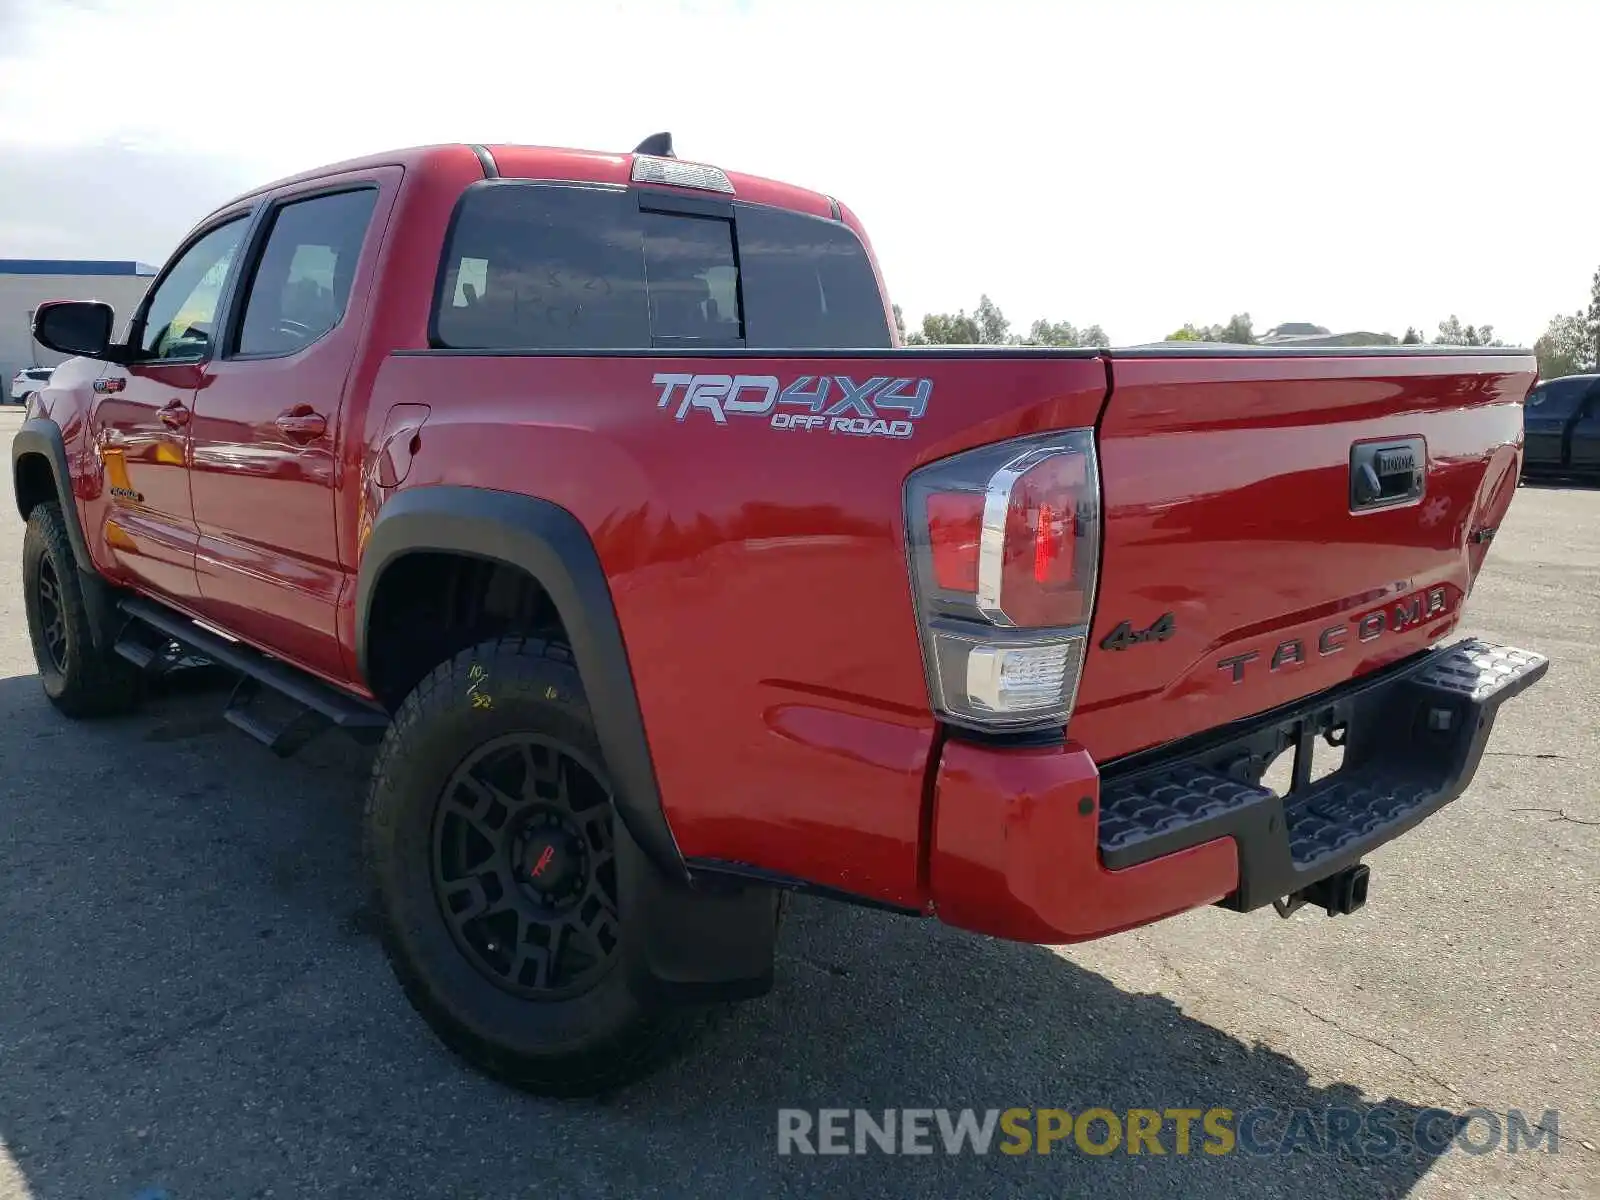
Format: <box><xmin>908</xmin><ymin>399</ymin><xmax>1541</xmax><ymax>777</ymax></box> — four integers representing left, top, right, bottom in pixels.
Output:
<box><xmin>34</xmin><ymin>555</ymin><xmax>68</xmax><ymax>673</ymax></box>
<box><xmin>431</xmin><ymin>732</ymin><xmax>620</xmax><ymax>1000</ymax></box>
<box><xmin>20</xmin><ymin>501</ymin><xmax>141</xmax><ymax>717</ymax></box>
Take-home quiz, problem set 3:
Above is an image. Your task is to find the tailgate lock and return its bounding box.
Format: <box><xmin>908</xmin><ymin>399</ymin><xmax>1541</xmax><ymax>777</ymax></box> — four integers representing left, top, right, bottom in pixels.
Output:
<box><xmin>1350</xmin><ymin>438</ymin><xmax>1425</xmax><ymax>511</ymax></box>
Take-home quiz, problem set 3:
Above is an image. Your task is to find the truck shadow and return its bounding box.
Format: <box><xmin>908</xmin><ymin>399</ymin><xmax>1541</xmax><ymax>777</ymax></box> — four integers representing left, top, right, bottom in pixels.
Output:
<box><xmin>0</xmin><ymin>671</ymin><xmax>1462</xmax><ymax>1200</ymax></box>
<box><xmin>1518</xmin><ymin>475</ymin><xmax>1600</xmax><ymax>491</ymax></box>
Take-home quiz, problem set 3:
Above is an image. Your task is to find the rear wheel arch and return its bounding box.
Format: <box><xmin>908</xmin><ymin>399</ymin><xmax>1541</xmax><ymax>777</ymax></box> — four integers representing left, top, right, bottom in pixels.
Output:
<box><xmin>355</xmin><ymin>486</ymin><xmax>686</xmax><ymax>883</ymax></box>
<box><xmin>362</xmin><ymin>549</ymin><xmax>563</xmax><ymax>708</ymax></box>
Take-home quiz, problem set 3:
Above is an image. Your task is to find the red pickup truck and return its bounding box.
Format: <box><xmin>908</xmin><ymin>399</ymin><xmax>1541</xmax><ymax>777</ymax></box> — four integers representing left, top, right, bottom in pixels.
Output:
<box><xmin>13</xmin><ymin>135</ymin><xmax>1547</xmax><ymax>1095</ymax></box>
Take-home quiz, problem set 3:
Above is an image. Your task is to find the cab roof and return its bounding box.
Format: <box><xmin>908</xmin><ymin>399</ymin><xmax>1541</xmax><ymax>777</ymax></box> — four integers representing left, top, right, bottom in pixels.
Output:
<box><xmin>210</xmin><ymin>142</ymin><xmax>839</xmax><ymax>222</ymax></box>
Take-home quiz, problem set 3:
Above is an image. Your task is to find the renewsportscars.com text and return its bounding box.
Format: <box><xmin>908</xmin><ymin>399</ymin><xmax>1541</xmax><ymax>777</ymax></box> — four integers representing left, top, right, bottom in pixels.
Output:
<box><xmin>776</xmin><ymin>1107</ymin><xmax>1561</xmax><ymax>1157</ymax></box>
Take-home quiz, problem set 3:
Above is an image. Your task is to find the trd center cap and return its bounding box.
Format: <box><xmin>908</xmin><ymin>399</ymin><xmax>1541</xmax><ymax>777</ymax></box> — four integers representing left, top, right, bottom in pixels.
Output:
<box><xmin>515</xmin><ymin>813</ymin><xmax>585</xmax><ymax>903</ymax></box>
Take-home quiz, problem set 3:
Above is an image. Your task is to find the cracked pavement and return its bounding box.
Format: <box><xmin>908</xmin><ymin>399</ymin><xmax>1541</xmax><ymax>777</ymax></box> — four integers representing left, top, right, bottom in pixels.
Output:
<box><xmin>0</xmin><ymin>408</ymin><xmax>1594</xmax><ymax>1199</ymax></box>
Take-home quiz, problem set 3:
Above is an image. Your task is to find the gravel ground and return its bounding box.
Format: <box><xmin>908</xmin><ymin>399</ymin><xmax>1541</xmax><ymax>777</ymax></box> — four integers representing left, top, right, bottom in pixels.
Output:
<box><xmin>0</xmin><ymin>407</ymin><xmax>1593</xmax><ymax>1199</ymax></box>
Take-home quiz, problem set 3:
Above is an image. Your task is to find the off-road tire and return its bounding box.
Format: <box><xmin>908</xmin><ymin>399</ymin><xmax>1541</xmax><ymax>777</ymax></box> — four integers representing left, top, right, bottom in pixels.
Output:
<box><xmin>364</xmin><ymin>635</ymin><xmax>701</xmax><ymax>1096</ymax></box>
<box><xmin>22</xmin><ymin>502</ymin><xmax>140</xmax><ymax>717</ymax></box>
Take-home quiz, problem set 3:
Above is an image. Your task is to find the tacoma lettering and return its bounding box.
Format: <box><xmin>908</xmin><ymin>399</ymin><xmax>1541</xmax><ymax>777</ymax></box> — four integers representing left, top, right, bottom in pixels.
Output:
<box><xmin>1220</xmin><ymin>587</ymin><xmax>1453</xmax><ymax>682</ymax></box>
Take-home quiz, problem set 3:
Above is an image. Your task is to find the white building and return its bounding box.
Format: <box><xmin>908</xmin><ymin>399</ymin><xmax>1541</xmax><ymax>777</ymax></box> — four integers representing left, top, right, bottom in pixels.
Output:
<box><xmin>1</xmin><ymin>259</ymin><xmax>157</xmax><ymax>387</ymax></box>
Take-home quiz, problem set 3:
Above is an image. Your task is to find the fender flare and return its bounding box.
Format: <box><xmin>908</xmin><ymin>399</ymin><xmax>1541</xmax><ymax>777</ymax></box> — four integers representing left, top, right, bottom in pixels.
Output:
<box><xmin>11</xmin><ymin>417</ymin><xmax>94</xmax><ymax>572</ymax></box>
<box><xmin>12</xmin><ymin>417</ymin><xmax>119</xmax><ymax>649</ymax></box>
<box><xmin>354</xmin><ymin>486</ymin><xmax>687</xmax><ymax>883</ymax></box>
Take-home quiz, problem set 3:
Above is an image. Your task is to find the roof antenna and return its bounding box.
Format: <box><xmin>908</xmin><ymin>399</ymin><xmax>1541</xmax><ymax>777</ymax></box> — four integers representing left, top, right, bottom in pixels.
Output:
<box><xmin>633</xmin><ymin>132</ymin><xmax>675</xmax><ymax>158</ymax></box>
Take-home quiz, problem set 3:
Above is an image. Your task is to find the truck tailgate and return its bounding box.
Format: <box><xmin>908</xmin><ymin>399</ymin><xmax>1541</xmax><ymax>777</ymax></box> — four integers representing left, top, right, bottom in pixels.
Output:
<box><xmin>1070</xmin><ymin>348</ymin><xmax>1535</xmax><ymax>764</ymax></box>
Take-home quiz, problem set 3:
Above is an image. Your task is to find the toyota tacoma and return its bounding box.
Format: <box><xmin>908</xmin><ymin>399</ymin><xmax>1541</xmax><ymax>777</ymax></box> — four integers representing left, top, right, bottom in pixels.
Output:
<box><xmin>11</xmin><ymin>134</ymin><xmax>1547</xmax><ymax>1095</ymax></box>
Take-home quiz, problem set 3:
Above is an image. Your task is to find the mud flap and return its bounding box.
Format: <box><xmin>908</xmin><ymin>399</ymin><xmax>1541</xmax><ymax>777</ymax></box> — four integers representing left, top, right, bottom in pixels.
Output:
<box><xmin>77</xmin><ymin>565</ymin><xmax>121</xmax><ymax>651</ymax></box>
<box><xmin>617</xmin><ymin>827</ymin><xmax>779</xmax><ymax>1005</ymax></box>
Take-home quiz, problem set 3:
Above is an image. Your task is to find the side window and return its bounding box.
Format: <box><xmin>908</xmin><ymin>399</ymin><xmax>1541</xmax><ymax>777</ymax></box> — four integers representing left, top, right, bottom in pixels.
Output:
<box><xmin>435</xmin><ymin>184</ymin><xmax>650</xmax><ymax>350</ymax></box>
<box><xmin>1533</xmin><ymin>379</ymin><xmax>1588</xmax><ymax>419</ymax></box>
<box><xmin>735</xmin><ymin>205</ymin><xmax>891</xmax><ymax>349</ymax></box>
<box><xmin>138</xmin><ymin>218</ymin><xmax>248</xmax><ymax>360</ymax></box>
<box><xmin>236</xmin><ymin>189</ymin><xmax>378</xmax><ymax>356</ymax></box>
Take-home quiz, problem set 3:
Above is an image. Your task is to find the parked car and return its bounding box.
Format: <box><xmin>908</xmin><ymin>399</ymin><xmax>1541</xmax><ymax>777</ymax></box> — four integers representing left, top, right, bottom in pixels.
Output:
<box><xmin>1523</xmin><ymin>373</ymin><xmax>1600</xmax><ymax>480</ymax></box>
<box><xmin>11</xmin><ymin>135</ymin><xmax>1547</xmax><ymax>1097</ymax></box>
<box><xmin>9</xmin><ymin>366</ymin><xmax>53</xmax><ymax>404</ymax></box>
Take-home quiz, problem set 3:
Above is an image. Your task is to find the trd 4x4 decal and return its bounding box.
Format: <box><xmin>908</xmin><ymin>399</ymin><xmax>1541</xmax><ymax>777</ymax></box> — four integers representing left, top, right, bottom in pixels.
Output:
<box><xmin>653</xmin><ymin>373</ymin><xmax>932</xmax><ymax>440</ymax></box>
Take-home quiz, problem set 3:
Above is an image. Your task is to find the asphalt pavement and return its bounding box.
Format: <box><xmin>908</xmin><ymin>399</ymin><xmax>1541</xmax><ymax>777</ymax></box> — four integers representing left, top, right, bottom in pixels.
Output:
<box><xmin>0</xmin><ymin>407</ymin><xmax>1593</xmax><ymax>1199</ymax></box>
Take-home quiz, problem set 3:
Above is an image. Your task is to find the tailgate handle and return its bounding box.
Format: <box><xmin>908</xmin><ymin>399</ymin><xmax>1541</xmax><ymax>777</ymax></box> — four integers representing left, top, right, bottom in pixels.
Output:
<box><xmin>1350</xmin><ymin>438</ymin><xmax>1425</xmax><ymax>511</ymax></box>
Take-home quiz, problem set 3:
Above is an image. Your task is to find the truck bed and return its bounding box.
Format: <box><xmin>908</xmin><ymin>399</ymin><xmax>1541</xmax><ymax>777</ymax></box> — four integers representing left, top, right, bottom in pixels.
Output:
<box><xmin>370</xmin><ymin>342</ymin><xmax>1535</xmax><ymax>907</ymax></box>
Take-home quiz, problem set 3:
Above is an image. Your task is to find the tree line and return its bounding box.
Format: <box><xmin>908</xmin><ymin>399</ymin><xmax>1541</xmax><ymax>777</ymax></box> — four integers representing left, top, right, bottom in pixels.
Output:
<box><xmin>894</xmin><ymin>296</ymin><xmax>1108</xmax><ymax>348</ymax></box>
<box><xmin>1531</xmin><ymin>266</ymin><xmax>1600</xmax><ymax>381</ymax></box>
<box><xmin>898</xmin><ymin>268</ymin><xmax>1600</xmax><ymax>382</ymax></box>
<box><xmin>1158</xmin><ymin>312</ymin><xmax>1508</xmax><ymax>349</ymax></box>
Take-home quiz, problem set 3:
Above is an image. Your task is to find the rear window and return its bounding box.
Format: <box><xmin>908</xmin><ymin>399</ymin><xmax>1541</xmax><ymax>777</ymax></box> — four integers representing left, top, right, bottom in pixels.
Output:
<box><xmin>433</xmin><ymin>182</ymin><xmax>890</xmax><ymax>351</ymax></box>
<box><xmin>639</xmin><ymin>210</ymin><xmax>741</xmax><ymax>344</ymax></box>
<box><xmin>435</xmin><ymin>185</ymin><xmax>650</xmax><ymax>350</ymax></box>
<box><xmin>735</xmin><ymin>205</ymin><xmax>892</xmax><ymax>349</ymax></box>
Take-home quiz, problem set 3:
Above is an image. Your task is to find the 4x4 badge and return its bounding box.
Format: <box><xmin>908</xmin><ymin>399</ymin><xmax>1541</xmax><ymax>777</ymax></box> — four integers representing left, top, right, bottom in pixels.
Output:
<box><xmin>1100</xmin><ymin>613</ymin><xmax>1176</xmax><ymax>651</ymax></box>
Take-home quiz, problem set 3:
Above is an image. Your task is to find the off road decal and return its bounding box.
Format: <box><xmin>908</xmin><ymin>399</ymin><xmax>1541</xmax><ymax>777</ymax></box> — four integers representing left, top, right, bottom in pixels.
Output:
<box><xmin>653</xmin><ymin>373</ymin><xmax>931</xmax><ymax>440</ymax></box>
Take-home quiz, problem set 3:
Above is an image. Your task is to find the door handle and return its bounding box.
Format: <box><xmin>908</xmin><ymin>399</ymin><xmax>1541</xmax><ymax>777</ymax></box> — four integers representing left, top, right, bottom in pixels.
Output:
<box><xmin>1350</xmin><ymin>438</ymin><xmax>1425</xmax><ymax>511</ymax></box>
<box><xmin>159</xmin><ymin>400</ymin><xmax>190</xmax><ymax>428</ymax></box>
<box><xmin>275</xmin><ymin>407</ymin><xmax>327</xmax><ymax>439</ymax></box>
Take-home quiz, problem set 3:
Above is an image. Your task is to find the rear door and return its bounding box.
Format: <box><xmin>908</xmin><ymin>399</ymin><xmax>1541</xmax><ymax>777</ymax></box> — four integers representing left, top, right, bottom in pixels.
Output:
<box><xmin>1567</xmin><ymin>382</ymin><xmax>1600</xmax><ymax>474</ymax></box>
<box><xmin>90</xmin><ymin>215</ymin><xmax>251</xmax><ymax>604</ymax></box>
<box><xmin>187</xmin><ymin>172</ymin><xmax>395</xmax><ymax>683</ymax></box>
<box><xmin>1522</xmin><ymin>376</ymin><xmax>1588</xmax><ymax>471</ymax></box>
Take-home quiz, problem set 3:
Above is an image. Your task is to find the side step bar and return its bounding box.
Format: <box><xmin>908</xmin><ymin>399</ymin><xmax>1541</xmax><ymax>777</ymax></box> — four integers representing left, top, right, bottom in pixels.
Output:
<box><xmin>114</xmin><ymin>596</ymin><xmax>390</xmax><ymax>755</ymax></box>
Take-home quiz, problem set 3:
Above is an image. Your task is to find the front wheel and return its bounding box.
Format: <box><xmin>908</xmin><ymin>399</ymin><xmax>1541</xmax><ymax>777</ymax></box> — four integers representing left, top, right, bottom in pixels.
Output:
<box><xmin>21</xmin><ymin>502</ymin><xmax>140</xmax><ymax>717</ymax></box>
<box><xmin>364</xmin><ymin>636</ymin><xmax>702</xmax><ymax>1096</ymax></box>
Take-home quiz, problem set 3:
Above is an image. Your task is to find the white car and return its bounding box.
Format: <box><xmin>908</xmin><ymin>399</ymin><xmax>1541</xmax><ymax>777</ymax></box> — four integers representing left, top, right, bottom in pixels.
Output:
<box><xmin>9</xmin><ymin>367</ymin><xmax>53</xmax><ymax>404</ymax></box>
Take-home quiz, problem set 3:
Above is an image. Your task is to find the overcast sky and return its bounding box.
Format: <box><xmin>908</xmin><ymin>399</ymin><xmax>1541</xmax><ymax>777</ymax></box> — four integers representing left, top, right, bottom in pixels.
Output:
<box><xmin>1</xmin><ymin>0</ymin><xmax>1594</xmax><ymax>346</ymax></box>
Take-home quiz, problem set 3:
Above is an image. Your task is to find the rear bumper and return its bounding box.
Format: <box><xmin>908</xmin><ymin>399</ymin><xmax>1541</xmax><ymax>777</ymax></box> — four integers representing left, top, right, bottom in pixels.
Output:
<box><xmin>929</xmin><ymin>638</ymin><xmax>1547</xmax><ymax>943</ymax></box>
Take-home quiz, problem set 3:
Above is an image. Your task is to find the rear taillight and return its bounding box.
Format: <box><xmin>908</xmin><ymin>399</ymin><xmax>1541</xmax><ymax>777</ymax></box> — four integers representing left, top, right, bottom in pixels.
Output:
<box><xmin>925</xmin><ymin>492</ymin><xmax>984</xmax><ymax>592</ymax></box>
<box><xmin>904</xmin><ymin>430</ymin><xmax>1101</xmax><ymax>732</ymax></box>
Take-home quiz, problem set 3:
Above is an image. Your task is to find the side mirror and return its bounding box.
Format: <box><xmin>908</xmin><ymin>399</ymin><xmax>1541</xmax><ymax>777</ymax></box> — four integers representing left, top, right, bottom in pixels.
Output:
<box><xmin>32</xmin><ymin>301</ymin><xmax>118</xmax><ymax>360</ymax></box>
